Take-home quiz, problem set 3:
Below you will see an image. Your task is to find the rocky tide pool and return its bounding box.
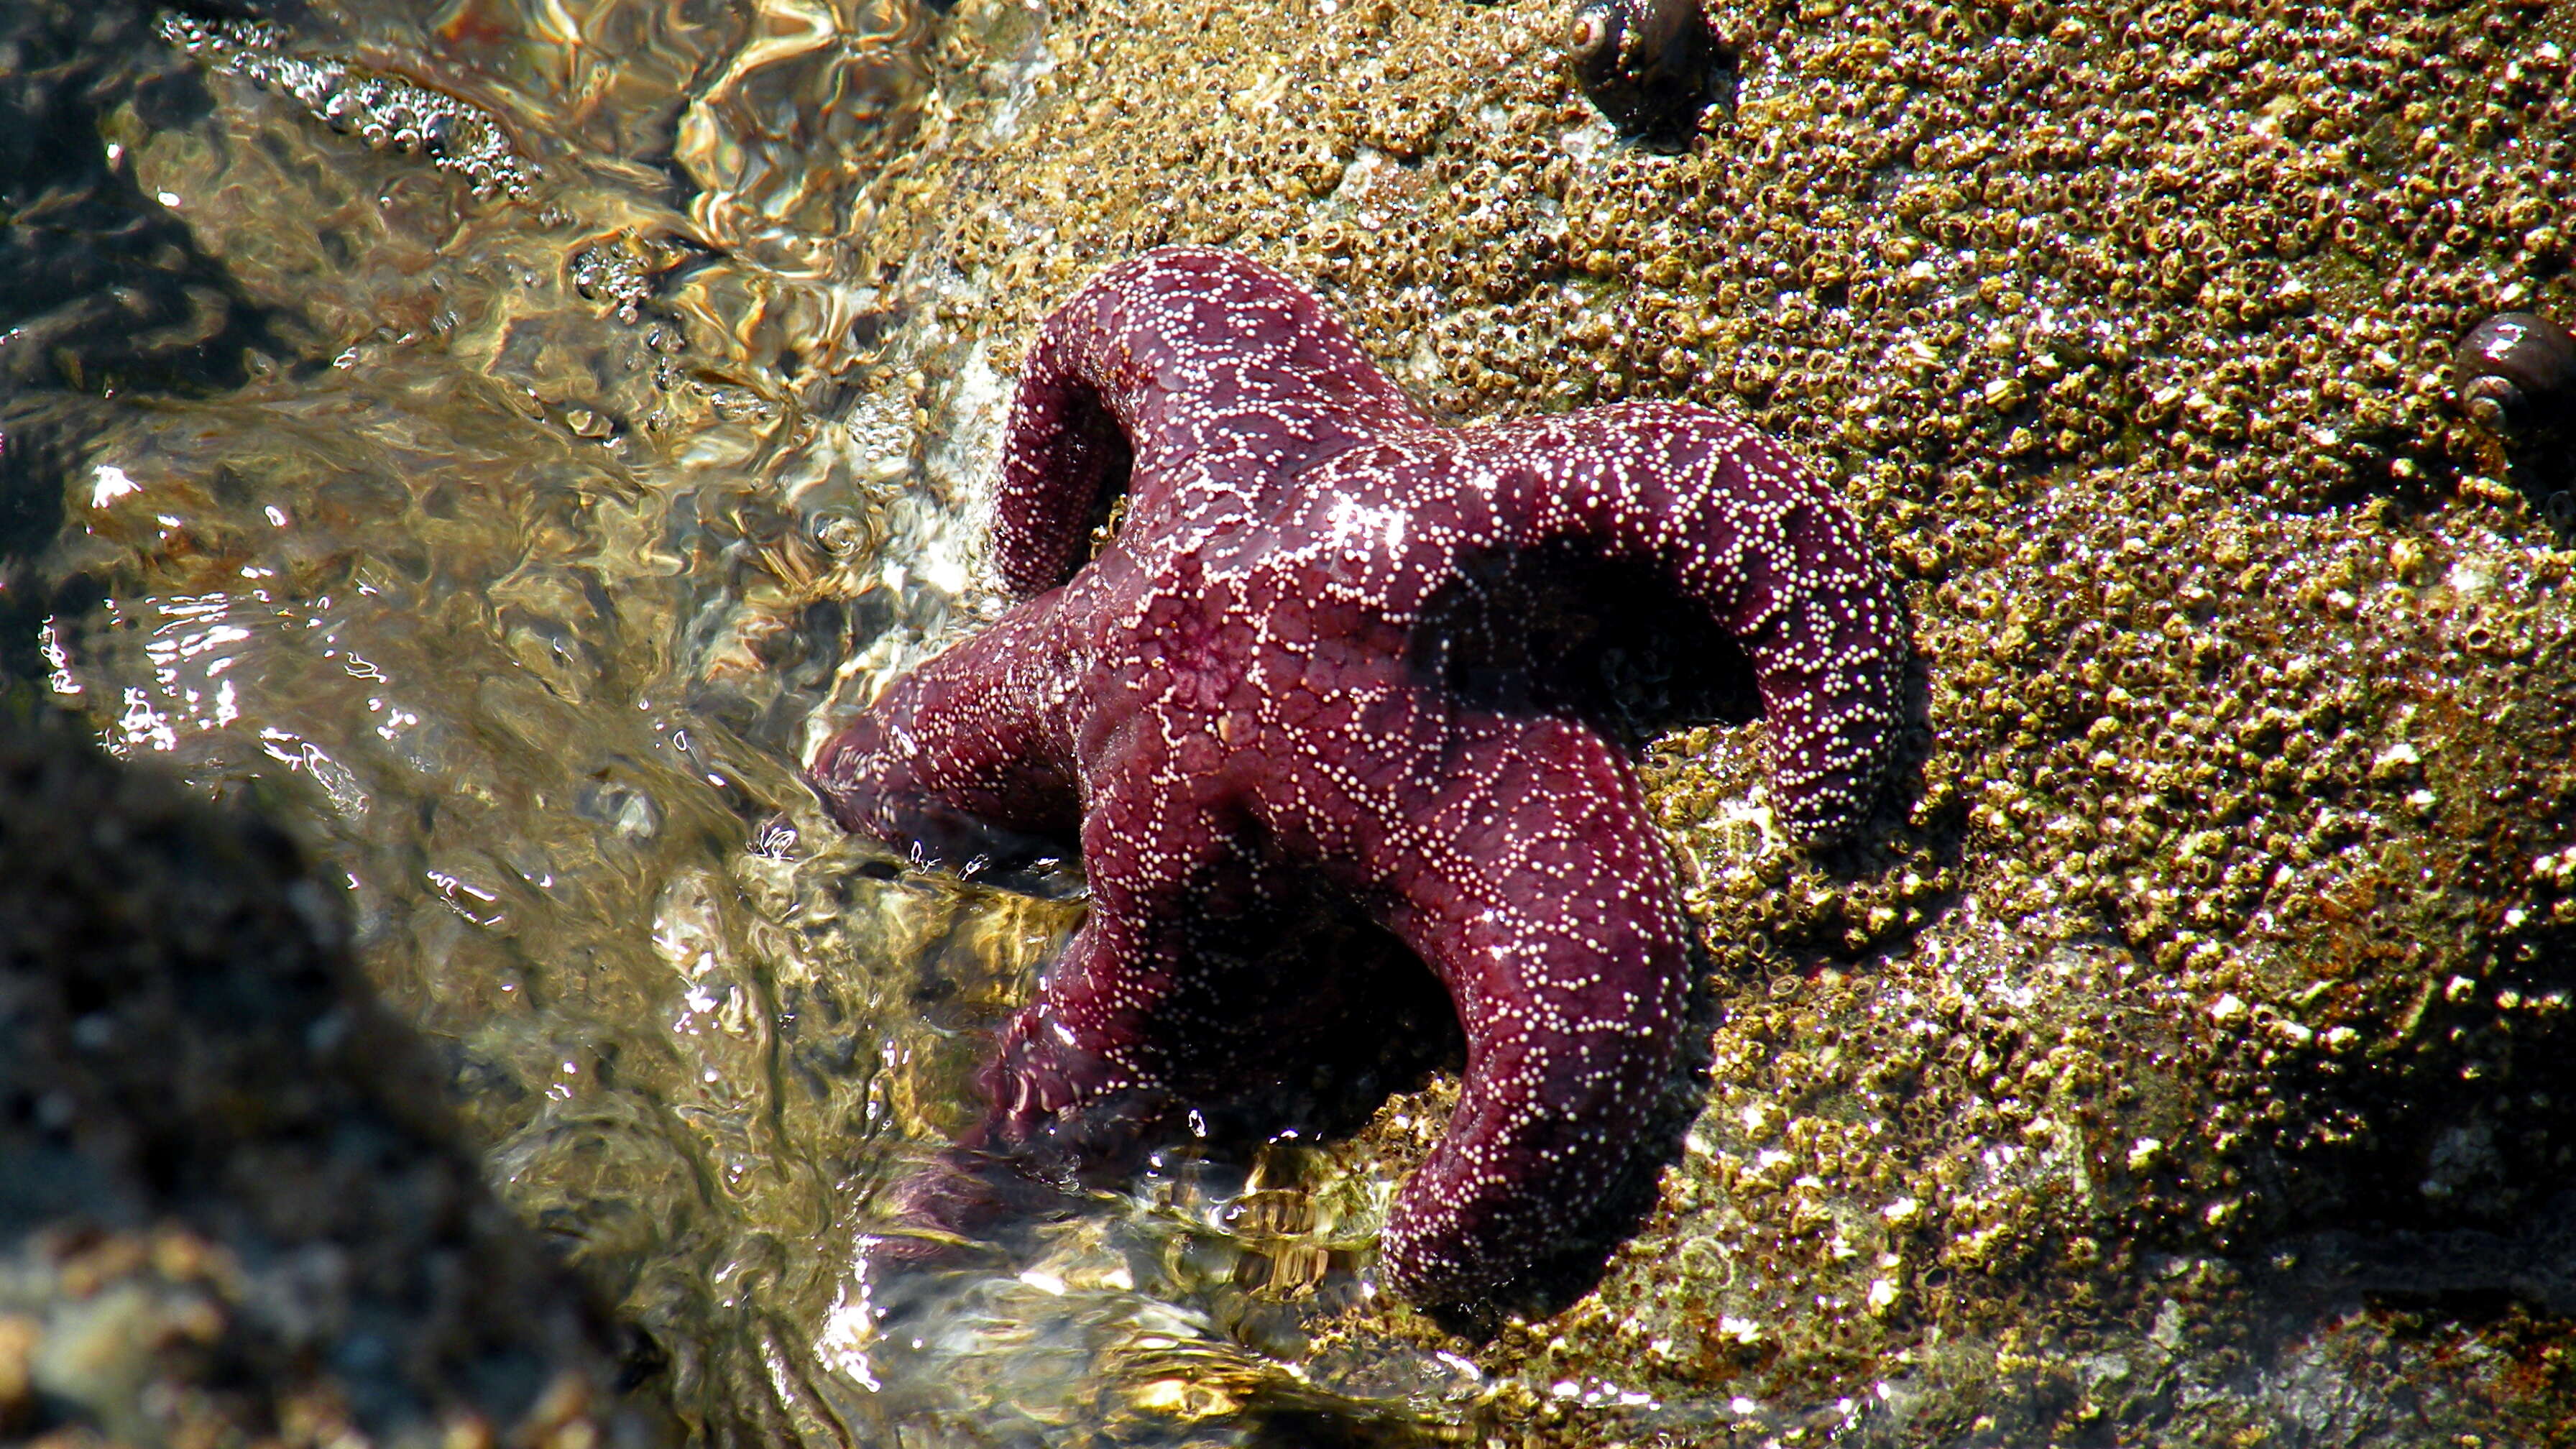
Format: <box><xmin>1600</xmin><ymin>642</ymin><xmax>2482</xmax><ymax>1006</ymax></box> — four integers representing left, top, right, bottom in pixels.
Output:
<box><xmin>6</xmin><ymin>0</ymin><xmax>2576</xmax><ymax>1445</ymax></box>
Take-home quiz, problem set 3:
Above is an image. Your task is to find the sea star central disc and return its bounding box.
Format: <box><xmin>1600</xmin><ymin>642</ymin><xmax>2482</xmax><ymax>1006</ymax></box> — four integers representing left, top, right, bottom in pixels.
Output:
<box><xmin>812</xmin><ymin>247</ymin><xmax>1906</xmax><ymax>1305</ymax></box>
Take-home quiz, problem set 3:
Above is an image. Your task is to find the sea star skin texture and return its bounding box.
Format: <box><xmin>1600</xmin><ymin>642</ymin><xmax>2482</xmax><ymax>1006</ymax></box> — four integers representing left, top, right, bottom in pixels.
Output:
<box><xmin>812</xmin><ymin>247</ymin><xmax>1905</xmax><ymax>1305</ymax></box>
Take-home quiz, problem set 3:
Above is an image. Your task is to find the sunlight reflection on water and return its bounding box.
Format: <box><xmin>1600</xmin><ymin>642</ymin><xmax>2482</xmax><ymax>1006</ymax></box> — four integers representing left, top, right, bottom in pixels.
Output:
<box><xmin>4</xmin><ymin>0</ymin><xmax>1460</xmax><ymax>1442</ymax></box>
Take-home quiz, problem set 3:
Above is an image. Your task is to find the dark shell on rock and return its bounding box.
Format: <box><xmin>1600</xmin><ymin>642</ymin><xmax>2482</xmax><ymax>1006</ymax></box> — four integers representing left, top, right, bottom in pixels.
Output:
<box><xmin>2455</xmin><ymin>310</ymin><xmax>2576</xmax><ymax>435</ymax></box>
<box><xmin>1566</xmin><ymin>0</ymin><xmax>1734</xmax><ymax>154</ymax></box>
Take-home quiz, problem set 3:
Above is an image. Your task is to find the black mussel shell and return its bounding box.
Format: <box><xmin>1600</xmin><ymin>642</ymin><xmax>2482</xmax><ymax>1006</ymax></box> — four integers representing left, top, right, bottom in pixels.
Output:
<box><xmin>1567</xmin><ymin>0</ymin><xmax>1734</xmax><ymax>153</ymax></box>
<box><xmin>2456</xmin><ymin>310</ymin><xmax>2576</xmax><ymax>435</ymax></box>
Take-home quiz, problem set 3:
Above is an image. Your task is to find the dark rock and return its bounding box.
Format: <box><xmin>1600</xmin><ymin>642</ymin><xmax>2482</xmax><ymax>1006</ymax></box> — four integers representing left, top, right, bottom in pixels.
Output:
<box><xmin>0</xmin><ymin>709</ymin><xmax>671</xmax><ymax>1449</ymax></box>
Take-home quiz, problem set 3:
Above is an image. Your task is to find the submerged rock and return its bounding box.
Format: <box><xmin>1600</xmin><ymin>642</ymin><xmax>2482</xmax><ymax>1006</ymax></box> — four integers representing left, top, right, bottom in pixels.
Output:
<box><xmin>0</xmin><ymin>710</ymin><xmax>669</xmax><ymax>1449</ymax></box>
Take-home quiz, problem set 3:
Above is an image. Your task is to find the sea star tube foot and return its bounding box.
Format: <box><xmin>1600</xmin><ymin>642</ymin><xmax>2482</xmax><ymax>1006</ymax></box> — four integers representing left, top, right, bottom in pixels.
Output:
<box><xmin>812</xmin><ymin>246</ymin><xmax>1906</xmax><ymax>1306</ymax></box>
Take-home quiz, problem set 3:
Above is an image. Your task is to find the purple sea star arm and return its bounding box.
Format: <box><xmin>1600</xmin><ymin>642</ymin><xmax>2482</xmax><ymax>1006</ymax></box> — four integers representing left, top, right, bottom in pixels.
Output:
<box><xmin>1351</xmin><ymin>714</ymin><xmax>1688</xmax><ymax>1304</ymax></box>
<box><xmin>991</xmin><ymin>247</ymin><xmax>1427</xmax><ymax>597</ymax></box>
<box><xmin>970</xmin><ymin>796</ymin><xmax>1228</xmax><ymax>1159</ymax></box>
<box><xmin>1464</xmin><ymin>405</ymin><xmax>1905</xmax><ymax>840</ymax></box>
<box><xmin>808</xmin><ymin>599</ymin><xmax>1082</xmax><ymax>865</ymax></box>
<box><xmin>962</xmin><ymin>731</ymin><xmax>1307</xmax><ymax>1172</ymax></box>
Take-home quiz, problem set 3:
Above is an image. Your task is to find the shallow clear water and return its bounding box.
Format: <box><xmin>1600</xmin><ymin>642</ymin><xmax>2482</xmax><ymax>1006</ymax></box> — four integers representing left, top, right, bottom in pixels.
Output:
<box><xmin>1</xmin><ymin>2</ymin><xmax>1475</xmax><ymax>1442</ymax></box>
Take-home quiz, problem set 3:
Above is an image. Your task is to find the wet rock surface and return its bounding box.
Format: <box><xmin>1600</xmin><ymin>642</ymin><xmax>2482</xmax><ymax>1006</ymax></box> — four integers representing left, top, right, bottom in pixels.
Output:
<box><xmin>9</xmin><ymin>0</ymin><xmax>2576</xmax><ymax>1442</ymax></box>
<box><xmin>0</xmin><ymin>710</ymin><xmax>665</xmax><ymax>1449</ymax></box>
<box><xmin>839</xmin><ymin>0</ymin><xmax>2576</xmax><ymax>1439</ymax></box>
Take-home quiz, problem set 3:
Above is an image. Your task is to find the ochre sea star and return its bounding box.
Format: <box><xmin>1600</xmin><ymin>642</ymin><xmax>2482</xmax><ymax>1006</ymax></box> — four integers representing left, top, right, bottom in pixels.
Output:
<box><xmin>813</xmin><ymin>247</ymin><xmax>1906</xmax><ymax>1305</ymax></box>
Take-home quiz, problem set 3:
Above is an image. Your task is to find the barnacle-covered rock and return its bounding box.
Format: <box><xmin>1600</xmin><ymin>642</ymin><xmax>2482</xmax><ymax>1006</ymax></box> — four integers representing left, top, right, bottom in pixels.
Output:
<box><xmin>64</xmin><ymin>0</ymin><xmax>2576</xmax><ymax>1440</ymax></box>
<box><xmin>843</xmin><ymin>0</ymin><xmax>2576</xmax><ymax>1439</ymax></box>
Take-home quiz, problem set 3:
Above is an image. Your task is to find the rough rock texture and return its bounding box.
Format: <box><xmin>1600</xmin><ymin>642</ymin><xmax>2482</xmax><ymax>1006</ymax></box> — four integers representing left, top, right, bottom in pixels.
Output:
<box><xmin>29</xmin><ymin>0</ymin><xmax>2576</xmax><ymax>1438</ymax></box>
<box><xmin>0</xmin><ymin>710</ymin><xmax>667</xmax><ymax>1449</ymax></box>
<box><xmin>810</xmin><ymin>0</ymin><xmax>2576</xmax><ymax>1438</ymax></box>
